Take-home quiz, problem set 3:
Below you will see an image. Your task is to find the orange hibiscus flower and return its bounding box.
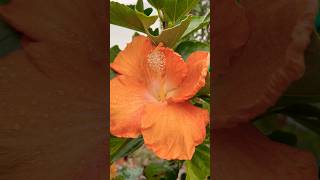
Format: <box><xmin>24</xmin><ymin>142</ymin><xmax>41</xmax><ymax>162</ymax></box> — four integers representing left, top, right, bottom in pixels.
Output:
<box><xmin>213</xmin><ymin>0</ymin><xmax>318</xmax><ymax>179</ymax></box>
<box><xmin>110</xmin><ymin>36</ymin><xmax>209</xmax><ymax>160</ymax></box>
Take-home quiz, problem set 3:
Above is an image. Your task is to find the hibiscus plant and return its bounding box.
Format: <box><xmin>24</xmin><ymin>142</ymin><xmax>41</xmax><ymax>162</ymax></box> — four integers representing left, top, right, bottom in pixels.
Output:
<box><xmin>110</xmin><ymin>0</ymin><xmax>210</xmax><ymax>179</ymax></box>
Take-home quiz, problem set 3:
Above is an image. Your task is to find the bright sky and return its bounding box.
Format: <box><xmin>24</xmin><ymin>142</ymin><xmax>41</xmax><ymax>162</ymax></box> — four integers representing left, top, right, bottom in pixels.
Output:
<box><xmin>110</xmin><ymin>0</ymin><xmax>157</xmax><ymax>49</ymax></box>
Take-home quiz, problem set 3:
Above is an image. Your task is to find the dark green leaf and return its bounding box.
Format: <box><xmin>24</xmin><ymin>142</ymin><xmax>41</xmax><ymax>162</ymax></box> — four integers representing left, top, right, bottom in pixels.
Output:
<box><xmin>132</xmin><ymin>32</ymin><xmax>141</xmax><ymax>38</ymax></box>
<box><xmin>110</xmin><ymin>1</ymin><xmax>157</xmax><ymax>33</ymax></box>
<box><xmin>110</xmin><ymin>137</ymin><xmax>144</xmax><ymax>163</ymax></box>
<box><xmin>175</xmin><ymin>40</ymin><xmax>209</xmax><ymax>60</ymax></box>
<box><xmin>144</xmin><ymin>8</ymin><xmax>153</xmax><ymax>16</ymax></box>
<box><xmin>275</xmin><ymin>104</ymin><xmax>320</xmax><ymax>134</ymax></box>
<box><xmin>268</xmin><ymin>130</ymin><xmax>298</xmax><ymax>146</ymax></box>
<box><xmin>0</xmin><ymin>18</ymin><xmax>21</xmax><ymax>57</ymax></box>
<box><xmin>110</xmin><ymin>136</ymin><xmax>127</xmax><ymax>157</ymax></box>
<box><xmin>110</xmin><ymin>45</ymin><xmax>121</xmax><ymax>63</ymax></box>
<box><xmin>294</xmin><ymin>116</ymin><xmax>320</xmax><ymax>135</ymax></box>
<box><xmin>274</xmin><ymin>103</ymin><xmax>320</xmax><ymax>118</ymax></box>
<box><xmin>253</xmin><ymin>114</ymin><xmax>283</xmax><ymax>134</ymax></box>
<box><xmin>185</xmin><ymin>144</ymin><xmax>210</xmax><ymax>180</ymax></box>
<box><xmin>148</xmin><ymin>27</ymin><xmax>159</xmax><ymax>36</ymax></box>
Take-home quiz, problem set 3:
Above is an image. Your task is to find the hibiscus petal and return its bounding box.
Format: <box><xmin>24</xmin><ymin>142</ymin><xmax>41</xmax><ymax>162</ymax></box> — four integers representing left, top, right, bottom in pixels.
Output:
<box><xmin>213</xmin><ymin>124</ymin><xmax>317</xmax><ymax>180</ymax></box>
<box><xmin>213</xmin><ymin>0</ymin><xmax>250</xmax><ymax>75</ymax></box>
<box><xmin>0</xmin><ymin>50</ymin><xmax>107</xmax><ymax>180</ymax></box>
<box><xmin>0</xmin><ymin>0</ymin><xmax>106</xmax><ymax>64</ymax></box>
<box><xmin>168</xmin><ymin>51</ymin><xmax>209</xmax><ymax>102</ymax></box>
<box><xmin>141</xmin><ymin>102</ymin><xmax>209</xmax><ymax>160</ymax></box>
<box><xmin>110</xmin><ymin>75</ymin><xmax>155</xmax><ymax>138</ymax></box>
<box><xmin>214</xmin><ymin>0</ymin><xmax>318</xmax><ymax>127</ymax></box>
<box><xmin>111</xmin><ymin>36</ymin><xmax>155</xmax><ymax>82</ymax></box>
<box><xmin>161</xmin><ymin>47</ymin><xmax>188</xmax><ymax>92</ymax></box>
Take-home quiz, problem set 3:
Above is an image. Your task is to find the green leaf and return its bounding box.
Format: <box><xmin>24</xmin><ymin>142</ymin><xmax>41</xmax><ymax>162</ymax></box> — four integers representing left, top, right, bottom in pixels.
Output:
<box><xmin>185</xmin><ymin>143</ymin><xmax>210</xmax><ymax>180</ymax></box>
<box><xmin>110</xmin><ymin>1</ymin><xmax>157</xmax><ymax>33</ymax></box>
<box><xmin>148</xmin><ymin>15</ymin><xmax>192</xmax><ymax>48</ymax></box>
<box><xmin>181</xmin><ymin>12</ymin><xmax>210</xmax><ymax>39</ymax></box>
<box><xmin>110</xmin><ymin>45</ymin><xmax>121</xmax><ymax>63</ymax></box>
<box><xmin>274</xmin><ymin>104</ymin><xmax>320</xmax><ymax>134</ymax></box>
<box><xmin>276</xmin><ymin>31</ymin><xmax>320</xmax><ymax>106</ymax></box>
<box><xmin>146</xmin><ymin>0</ymin><xmax>163</xmax><ymax>9</ymax></box>
<box><xmin>148</xmin><ymin>27</ymin><xmax>159</xmax><ymax>36</ymax></box>
<box><xmin>175</xmin><ymin>40</ymin><xmax>209</xmax><ymax>60</ymax></box>
<box><xmin>110</xmin><ymin>137</ymin><xmax>144</xmax><ymax>163</ymax></box>
<box><xmin>144</xmin><ymin>162</ymin><xmax>178</xmax><ymax>180</ymax></box>
<box><xmin>110</xmin><ymin>136</ymin><xmax>127</xmax><ymax>157</ymax></box>
<box><xmin>192</xmin><ymin>97</ymin><xmax>210</xmax><ymax>111</ymax></box>
<box><xmin>0</xmin><ymin>18</ymin><xmax>21</xmax><ymax>57</ymax></box>
<box><xmin>268</xmin><ymin>130</ymin><xmax>298</xmax><ymax>146</ymax></box>
<box><xmin>144</xmin><ymin>8</ymin><xmax>153</xmax><ymax>16</ymax></box>
<box><xmin>109</xmin><ymin>45</ymin><xmax>121</xmax><ymax>80</ymax></box>
<box><xmin>148</xmin><ymin>0</ymin><xmax>199</xmax><ymax>24</ymax></box>
<box><xmin>135</xmin><ymin>0</ymin><xmax>144</xmax><ymax>12</ymax></box>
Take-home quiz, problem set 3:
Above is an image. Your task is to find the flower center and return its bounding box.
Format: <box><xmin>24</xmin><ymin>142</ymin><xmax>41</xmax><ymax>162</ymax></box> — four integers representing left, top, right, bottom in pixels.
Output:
<box><xmin>147</xmin><ymin>50</ymin><xmax>165</xmax><ymax>74</ymax></box>
<box><xmin>147</xmin><ymin>50</ymin><xmax>167</xmax><ymax>102</ymax></box>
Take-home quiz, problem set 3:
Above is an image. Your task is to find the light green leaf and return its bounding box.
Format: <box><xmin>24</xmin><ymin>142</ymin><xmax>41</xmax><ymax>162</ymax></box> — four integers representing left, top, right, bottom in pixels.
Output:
<box><xmin>182</xmin><ymin>12</ymin><xmax>210</xmax><ymax>39</ymax></box>
<box><xmin>185</xmin><ymin>143</ymin><xmax>210</xmax><ymax>180</ymax></box>
<box><xmin>135</xmin><ymin>10</ymin><xmax>158</xmax><ymax>30</ymax></box>
<box><xmin>192</xmin><ymin>97</ymin><xmax>210</xmax><ymax>111</ymax></box>
<box><xmin>148</xmin><ymin>15</ymin><xmax>192</xmax><ymax>48</ymax></box>
<box><xmin>110</xmin><ymin>45</ymin><xmax>121</xmax><ymax>80</ymax></box>
<box><xmin>148</xmin><ymin>0</ymin><xmax>199</xmax><ymax>24</ymax></box>
<box><xmin>110</xmin><ymin>1</ymin><xmax>157</xmax><ymax>33</ymax></box>
<box><xmin>146</xmin><ymin>0</ymin><xmax>163</xmax><ymax>9</ymax></box>
<box><xmin>110</xmin><ymin>137</ymin><xmax>144</xmax><ymax>163</ymax></box>
<box><xmin>0</xmin><ymin>18</ymin><xmax>21</xmax><ymax>57</ymax></box>
<box><xmin>276</xmin><ymin>31</ymin><xmax>320</xmax><ymax>106</ymax></box>
<box><xmin>175</xmin><ymin>40</ymin><xmax>209</xmax><ymax>60</ymax></box>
